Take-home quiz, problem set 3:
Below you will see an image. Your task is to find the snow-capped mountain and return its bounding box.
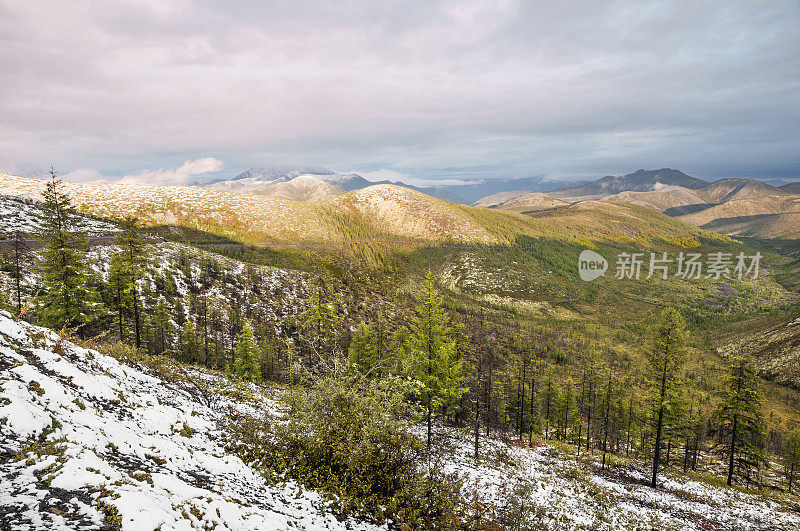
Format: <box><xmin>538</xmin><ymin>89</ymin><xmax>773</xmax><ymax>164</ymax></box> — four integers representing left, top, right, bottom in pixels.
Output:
<box><xmin>203</xmin><ymin>166</ymin><xmax>371</xmax><ymax>193</ymax></box>
<box><xmin>200</xmin><ymin>166</ymin><xmax>469</xmax><ymax>202</ymax></box>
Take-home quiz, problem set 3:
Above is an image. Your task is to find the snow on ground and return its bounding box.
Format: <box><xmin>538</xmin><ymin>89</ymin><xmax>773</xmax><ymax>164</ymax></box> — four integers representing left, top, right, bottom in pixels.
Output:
<box><xmin>0</xmin><ymin>312</ymin><xmax>381</xmax><ymax>530</ymax></box>
<box><xmin>434</xmin><ymin>427</ymin><xmax>800</xmax><ymax>530</ymax></box>
<box><xmin>0</xmin><ymin>195</ymin><xmax>117</xmax><ymax>236</ymax></box>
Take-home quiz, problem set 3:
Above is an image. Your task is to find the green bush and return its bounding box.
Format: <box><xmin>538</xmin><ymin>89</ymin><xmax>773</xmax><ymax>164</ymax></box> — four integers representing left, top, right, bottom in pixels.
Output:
<box><xmin>224</xmin><ymin>370</ymin><xmax>463</xmax><ymax>527</ymax></box>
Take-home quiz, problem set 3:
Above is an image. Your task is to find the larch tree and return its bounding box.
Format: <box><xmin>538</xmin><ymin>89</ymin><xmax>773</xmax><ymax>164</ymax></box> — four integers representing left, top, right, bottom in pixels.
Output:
<box><xmin>348</xmin><ymin>322</ymin><xmax>381</xmax><ymax>376</ymax></box>
<box><xmin>111</xmin><ymin>216</ymin><xmax>149</xmax><ymax>349</ymax></box>
<box><xmin>785</xmin><ymin>431</ymin><xmax>800</xmax><ymax>493</ymax></box>
<box><xmin>300</xmin><ymin>275</ymin><xmax>343</xmax><ymax>365</ymax></box>
<box><xmin>714</xmin><ymin>355</ymin><xmax>768</xmax><ymax>487</ymax></box>
<box><xmin>406</xmin><ymin>271</ymin><xmax>468</xmax><ymax>450</ymax></box>
<box><xmin>561</xmin><ymin>377</ymin><xmax>577</xmax><ymax>443</ymax></box>
<box><xmin>153</xmin><ymin>296</ymin><xmax>175</xmax><ymax>356</ymax></box>
<box><xmin>38</xmin><ymin>169</ymin><xmax>102</xmax><ymax>333</ymax></box>
<box><xmin>646</xmin><ymin>307</ymin><xmax>688</xmax><ymax>488</ymax></box>
<box><xmin>234</xmin><ymin>321</ymin><xmax>261</xmax><ymax>380</ymax></box>
<box><xmin>181</xmin><ymin>320</ymin><xmax>199</xmax><ymax>364</ymax></box>
<box><xmin>9</xmin><ymin>231</ymin><xmax>30</xmax><ymax>315</ymax></box>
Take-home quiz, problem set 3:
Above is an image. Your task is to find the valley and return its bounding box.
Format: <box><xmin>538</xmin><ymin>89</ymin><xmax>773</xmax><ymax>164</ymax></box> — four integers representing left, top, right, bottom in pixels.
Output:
<box><xmin>1</xmin><ymin>169</ymin><xmax>799</xmax><ymax>529</ymax></box>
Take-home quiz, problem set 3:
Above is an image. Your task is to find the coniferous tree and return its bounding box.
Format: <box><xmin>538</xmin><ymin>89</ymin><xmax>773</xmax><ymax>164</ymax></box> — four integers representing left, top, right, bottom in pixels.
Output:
<box><xmin>234</xmin><ymin>321</ymin><xmax>261</xmax><ymax>380</ymax></box>
<box><xmin>647</xmin><ymin>307</ymin><xmax>688</xmax><ymax>487</ymax></box>
<box><xmin>406</xmin><ymin>271</ymin><xmax>468</xmax><ymax>450</ymax></box>
<box><xmin>107</xmin><ymin>254</ymin><xmax>128</xmax><ymax>341</ymax></box>
<box><xmin>348</xmin><ymin>322</ymin><xmax>381</xmax><ymax>376</ymax></box>
<box><xmin>38</xmin><ymin>170</ymin><xmax>102</xmax><ymax>333</ymax></box>
<box><xmin>8</xmin><ymin>231</ymin><xmax>30</xmax><ymax>315</ymax></box>
<box><xmin>258</xmin><ymin>333</ymin><xmax>278</xmax><ymax>381</ymax></box>
<box><xmin>560</xmin><ymin>377</ymin><xmax>577</xmax><ymax>443</ymax></box>
<box><xmin>300</xmin><ymin>275</ymin><xmax>343</xmax><ymax>364</ymax></box>
<box><xmin>153</xmin><ymin>296</ymin><xmax>175</xmax><ymax>356</ymax></box>
<box><xmin>181</xmin><ymin>320</ymin><xmax>199</xmax><ymax>364</ymax></box>
<box><xmin>540</xmin><ymin>365</ymin><xmax>556</xmax><ymax>440</ymax></box>
<box><xmin>714</xmin><ymin>355</ymin><xmax>768</xmax><ymax>486</ymax></box>
<box><xmin>785</xmin><ymin>431</ymin><xmax>800</xmax><ymax>493</ymax></box>
<box><xmin>599</xmin><ymin>367</ymin><xmax>614</xmax><ymax>469</ymax></box>
<box><xmin>112</xmin><ymin>216</ymin><xmax>149</xmax><ymax>348</ymax></box>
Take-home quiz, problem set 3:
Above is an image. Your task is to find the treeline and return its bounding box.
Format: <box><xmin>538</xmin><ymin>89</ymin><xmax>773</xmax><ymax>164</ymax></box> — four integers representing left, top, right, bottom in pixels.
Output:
<box><xmin>3</xmin><ymin>172</ymin><xmax>800</xmax><ymax>496</ymax></box>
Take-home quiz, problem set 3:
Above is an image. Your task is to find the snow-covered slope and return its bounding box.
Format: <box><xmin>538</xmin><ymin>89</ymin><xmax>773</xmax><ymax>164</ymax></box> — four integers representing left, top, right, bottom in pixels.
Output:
<box><xmin>0</xmin><ymin>313</ymin><xmax>379</xmax><ymax>530</ymax></box>
<box><xmin>436</xmin><ymin>428</ymin><xmax>800</xmax><ymax>530</ymax></box>
<box><xmin>0</xmin><ymin>195</ymin><xmax>117</xmax><ymax>236</ymax></box>
<box><xmin>246</xmin><ymin>175</ymin><xmax>346</xmax><ymax>201</ymax></box>
<box><xmin>206</xmin><ymin>167</ymin><xmax>372</xmax><ymax>193</ymax></box>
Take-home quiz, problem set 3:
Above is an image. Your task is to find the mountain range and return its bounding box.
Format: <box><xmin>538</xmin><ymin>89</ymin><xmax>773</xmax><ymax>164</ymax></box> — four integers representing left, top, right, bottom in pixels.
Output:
<box><xmin>199</xmin><ymin>165</ymin><xmax>469</xmax><ymax>203</ymax></box>
<box><xmin>1</xmin><ymin>166</ymin><xmax>799</xmax><ymax>241</ymax></box>
<box><xmin>473</xmin><ymin>169</ymin><xmax>800</xmax><ymax>239</ymax></box>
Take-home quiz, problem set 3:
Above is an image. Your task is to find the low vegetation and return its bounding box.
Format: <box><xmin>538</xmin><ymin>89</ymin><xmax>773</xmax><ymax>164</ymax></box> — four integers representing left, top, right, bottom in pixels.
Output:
<box><xmin>2</xmin><ymin>171</ymin><xmax>800</xmax><ymax>528</ymax></box>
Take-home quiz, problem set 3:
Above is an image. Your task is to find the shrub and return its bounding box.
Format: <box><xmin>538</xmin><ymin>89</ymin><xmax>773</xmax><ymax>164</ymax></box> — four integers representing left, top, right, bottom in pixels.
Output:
<box><xmin>224</xmin><ymin>370</ymin><xmax>463</xmax><ymax>527</ymax></box>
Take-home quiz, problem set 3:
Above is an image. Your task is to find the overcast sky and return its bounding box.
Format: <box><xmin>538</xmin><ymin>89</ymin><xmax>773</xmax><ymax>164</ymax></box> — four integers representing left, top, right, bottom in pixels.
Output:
<box><xmin>1</xmin><ymin>0</ymin><xmax>798</xmax><ymax>185</ymax></box>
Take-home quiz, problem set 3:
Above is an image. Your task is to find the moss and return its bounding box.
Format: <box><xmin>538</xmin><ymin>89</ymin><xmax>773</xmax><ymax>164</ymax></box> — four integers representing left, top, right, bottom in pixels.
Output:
<box><xmin>95</xmin><ymin>487</ymin><xmax>122</xmax><ymax>531</ymax></box>
<box><xmin>176</xmin><ymin>422</ymin><xmax>194</xmax><ymax>438</ymax></box>
<box><xmin>129</xmin><ymin>470</ymin><xmax>153</xmax><ymax>486</ymax></box>
<box><xmin>145</xmin><ymin>453</ymin><xmax>167</xmax><ymax>466</ymax></box>
<box><xmin>27</xmin><ymin>380</ymin><xmax>44</xmax><ymax>397</ymax></box>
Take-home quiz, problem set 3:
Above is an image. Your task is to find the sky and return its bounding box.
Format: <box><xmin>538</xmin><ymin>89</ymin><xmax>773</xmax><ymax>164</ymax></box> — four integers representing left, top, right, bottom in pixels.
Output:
<box><xmin>0</xmin><ymin>0</ymin><xmax>798</xmax><ymax>186</ymax></box>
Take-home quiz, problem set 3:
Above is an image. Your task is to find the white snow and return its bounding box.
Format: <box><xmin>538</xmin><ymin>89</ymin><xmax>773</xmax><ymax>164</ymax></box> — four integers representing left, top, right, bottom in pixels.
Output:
<box><xmin>0</xmin><ymin>312</ymin><xmax>381</xmax><ymax>530</ymax></box>
<box><xmin>431</xmin><ymin>427</ymin><xmax>800</xmax><ymax>530</ymax></box>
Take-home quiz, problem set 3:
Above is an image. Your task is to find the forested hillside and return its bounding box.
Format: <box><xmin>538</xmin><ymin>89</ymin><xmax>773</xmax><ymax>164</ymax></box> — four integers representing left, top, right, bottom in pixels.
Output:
<box><xmin>2</xmin><ymin>173</ymin><xmax>800</xmax><ymax>529</ymax></box>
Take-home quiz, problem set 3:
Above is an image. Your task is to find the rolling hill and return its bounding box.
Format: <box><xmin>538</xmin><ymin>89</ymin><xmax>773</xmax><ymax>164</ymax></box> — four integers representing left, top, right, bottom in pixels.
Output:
<box><xmin>699</xmin><ymin>178</ymin><xmax>789</xmax><ymax>203</ymax></box>
<box><xmin>581</xmin><ymin>176</ymin><xmax>800</xmax><ymax>239</ymax></box>
<box><xmin>713</xmin><ymin>313</ymin><xmax>800</xmax><ymax>389</ymax></box>
<box><xmin>0</xmin><ymin>173</ymin><xmax>496</xmax><ymax>244</ymax></box>
<box><xmin>780</xmin><ymin>182</ymin><xmax>800</xmax><ymax>194</ymax></box>
<box><xmin>601</xmin><ymin>186</ymin><xmax>708</xmax><ymax>212</ymax></box>
<box><xmin>0</xmin><ymin>172</ymin><xmax>734</xmax><ymax>248</ymax></box>
<box><xmin>0</xmin><ymin>194</ymin><xmax>118</xmax><ymax>236</ymax></box>
<box><xmin>472</xmin><ymin>191</ymin><xmax>569</xmax><ymax>210</ymax></box>
<box><xmin>674</xmin><ymin>195</ymin><xmax>800</xmax><ymax>230</ymax></box>
<box><xmin>245</xmin><ymin>175</ymin><xmax>346</xmax><ymax>201</ymax></box>
<box><xmin>204</xmin><ymin>166</ymin><xmax>469</xmax><ymax>203</ymax></box>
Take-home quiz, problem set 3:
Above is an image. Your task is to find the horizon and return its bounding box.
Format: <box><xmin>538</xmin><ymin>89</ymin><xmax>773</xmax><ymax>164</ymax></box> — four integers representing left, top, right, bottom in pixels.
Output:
<box><xmin>4</xmin><ymin>165</ymin><xmax>799</xmax><ymax>191</ymax></box>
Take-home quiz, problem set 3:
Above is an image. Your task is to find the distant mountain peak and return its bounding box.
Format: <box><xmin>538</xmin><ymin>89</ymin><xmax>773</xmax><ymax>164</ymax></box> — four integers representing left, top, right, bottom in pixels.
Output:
<box><xmin>552</xmin><ymin>168</ymin><xmax>709</xmax><ymax>198</ymax></box>
<box><xmin>231</xmin><ymin>165</ymin><xmax>335</xmax><ymax>182</ymax></box>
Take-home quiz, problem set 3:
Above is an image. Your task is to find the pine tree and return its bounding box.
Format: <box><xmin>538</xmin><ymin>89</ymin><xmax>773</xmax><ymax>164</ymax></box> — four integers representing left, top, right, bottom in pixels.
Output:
<box><xmin>406</xmin><ymin>271</ymin><xmax>468</xmax><ymax>450</ymax></box>
<box><xmin>599</xmin><ymin>367</ymin><xmax>614</xmax><ymax>469</ymax></box>
<box><xmin>785</xmin><ymin>431</ymin><xmax>800</xmax><ymax>493</ymax></box>
<box><xmin>107</xmin><ymin>253</ymin><xmax>128</xmax><ymax>341</ymax></box>
<box><xmin>714</xmin><ymin>355</ymin><xmax>768</xmax><ymax>486</ymax></box>
<box><xmin>38</xmin><ymin>170</ymin><xmax>102</xmax><ymax>333</ymax></box>
<box><xmin>234</xmin><ymin>321</ymin><xmax>261</xmax><ymax>380</ymax></box>
<box><xmin>647</xmin><ymin>307</ymin><xmax>688</xmax><ymax>487</ymax></box>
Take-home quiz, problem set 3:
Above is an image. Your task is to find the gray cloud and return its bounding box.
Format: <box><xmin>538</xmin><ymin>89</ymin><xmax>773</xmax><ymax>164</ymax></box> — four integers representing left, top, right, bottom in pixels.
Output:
<box><xmin>0</xmin><ymin>0</ymin><xmax>798</xmax><ymax>182</ymax></box>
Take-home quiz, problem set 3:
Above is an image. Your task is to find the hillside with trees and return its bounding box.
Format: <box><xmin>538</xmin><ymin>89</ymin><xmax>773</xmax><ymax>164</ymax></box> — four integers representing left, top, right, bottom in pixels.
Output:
<box><xmin>1</xmin><ymin>173</ymin><xmax>800</xmax><ymax>528</ymax></box>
